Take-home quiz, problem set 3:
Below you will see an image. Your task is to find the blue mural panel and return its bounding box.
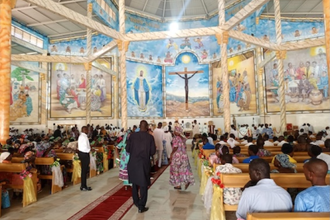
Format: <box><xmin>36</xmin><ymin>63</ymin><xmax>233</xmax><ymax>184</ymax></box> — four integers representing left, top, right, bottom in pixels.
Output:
<box><xmin>126</xmin><ymin>61</ymin><xmax>163</xmax><ymax>117</ymax></box>
<box><xmin>165</xmin><ymin>52</ymin><xmax>210</xmax><ymax>117</ymax></box>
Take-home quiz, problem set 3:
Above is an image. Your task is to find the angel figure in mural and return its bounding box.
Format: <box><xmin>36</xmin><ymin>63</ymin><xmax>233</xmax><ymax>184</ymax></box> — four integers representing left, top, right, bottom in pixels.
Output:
<box><xmin>194</xmin><ymin>37</ymin><xmax>204</xmax><ymax>49</ymax></box>
<box><xmin>133</xmin><ymin>70</ymin><xmax>150</xmax><ymax>111</ymax></box>
<box><xmin>51</xmin><ymin>45</ymin><xmax>58</xmax><ymax>52</ymax></box>
<box><xmin>311</xmin><ymin>27</ymin><xmax>318</xmax><ymax>34</ymax></box>
<box><xmin>65</xmin><ymin>46</ymin><xmax>71</xmax><ymax>53</ymax></box>
<box><xmin>157</xmin><ymin>56</ymin><xmax>161</xmax><ymax>63</ymax></box>
<box><xmin>236</xmin><ymin>23</ymin><xmax>246</xmax><ymax>32</ymax></box>
<box><xmin>140</xmin><ymin>53</ymin><xmax>145</xmax><ymax>59</ymax></box>
<box><xmin>201</xmin><ymin>49</ymin><xmax>208</xmax><ymax>60</ymax></box>
<box><xmin>166</xmin><ymin>39</ymin><xmax>178</xmax><ymax>50</ymax></box>
<box><xmin>164</xmin><ymin>51</ymin><xmax>173</xmax><ymax>63</ymax></box>
<box><xmin>79</xmin><ymin>47</ymin><xmax>85</xmax><ymax>54</ymax></box>
<box><xmin>131</xmin><ymin>51</ymin><xmax>135</xmax><ymax>57</ymax></box>
<box><xmin>180</xmin><ymin>37</ymin><xmax>191</xmax><ymax>49</ymax></box>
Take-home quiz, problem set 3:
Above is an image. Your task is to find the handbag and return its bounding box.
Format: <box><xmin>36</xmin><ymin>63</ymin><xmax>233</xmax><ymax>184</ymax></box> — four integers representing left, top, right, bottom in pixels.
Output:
<box><xmin>1</xmin><ymin>190</ymin><xmax>10</xmax><ymax>209</ymax></box>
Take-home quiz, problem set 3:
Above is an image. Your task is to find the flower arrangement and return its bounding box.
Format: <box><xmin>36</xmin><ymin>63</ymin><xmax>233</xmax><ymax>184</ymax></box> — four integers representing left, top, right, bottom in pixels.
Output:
<box><xmin>20</xmin><ymin>169</ymin><xmax>32</xmax><ymax>180</ymax></box>
<box><xmin>211</xmin><ymin>172</ymin><xmax>224</xmax><ymax>189</ymax></box>
<box><xmin>203</xmin><ymin>160</ymin><xmax>210</xmax><ymax>167</ymax></box>
<box><xmin>198</xmin><ymin>149</ymin><xmax>205</xmax><ymax>159</ymax></box>
<box><xmin>72</xmin><ymin>153</ymin><xmax>79</xmax><ymax>161</ymax></box>
<box><xmin>50</xmin><ymin>158</ymin><xmax>61</xmax><ymax>168</ymax></box>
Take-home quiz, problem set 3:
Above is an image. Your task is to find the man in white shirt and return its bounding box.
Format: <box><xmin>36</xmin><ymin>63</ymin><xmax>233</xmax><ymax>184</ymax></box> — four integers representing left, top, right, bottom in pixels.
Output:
<box><xmin>78</xmin><ymin>126</ymin><xmax>92</xmax><ymax>191</ymax></box>
<box><xmin>244</xmin><ymin>137</ymin><xmax>254</xmax><ymax>147</ymax></box>
<box><xmin>163</xmin><ymin>126</ymin><xmax>172</xmax><ymax>161</ymax></box>
<box><xmin>202</xmin><ymin>123</ymin><xmax>208</xmax><ymax>134</ymax></box>
<box><xmin>238</xmin><ymin>125</ymin><xmax>248</xmax><ymax>139</ymax></box>
<box><xmin>311</xmin><ymin>133</ymin><xmax>325</xmax><ymax>146</ymax></box>
<box><xmin>230</xmin><ymin>125</ymin><xmax>238</xmax><ymax>139</ymax></box>
<box><xmin>227</xmin><ymin>133</ymin><xmax>240</xmax><ymax>148</ymax></box>
<box><xmin>236</xmin><ymin>159</ymin><xmax>293</xmax><ymax>220</ymax></box>
<box><xmin>277</xmin><ymin>136</ymin><xmax>287</xmax><ymax>147</ymax></box>
<box><xmin>309</xmin><ymin>145</ymin><xmax>330</xmax><ymax>171</ymax></box>
<box><xmin>263</xmin><ymin>134</ymin><xmax>274</xmax><ymax>146</ymax></box>
<box><xmin>153</xmin><ymin>122</ymin><xmax>164</xmax><ymax>168</ymax></box>
<box><xmin>192</xmin><ymin>120</ymin><xmax>200</xmax><ymax>137</ymax></box>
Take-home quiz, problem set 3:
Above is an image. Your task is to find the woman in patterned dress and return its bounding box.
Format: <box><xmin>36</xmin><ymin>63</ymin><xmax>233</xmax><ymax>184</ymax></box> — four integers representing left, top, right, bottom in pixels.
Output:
<box><xmin>169</xmin><ymin>126</ymin><xmax>195</xmax><ymax>190</ymax></box>
<box><xmin>116</xmin><ymin>131</ymin><xmax>131</xmax><ymax>187</ymax></box>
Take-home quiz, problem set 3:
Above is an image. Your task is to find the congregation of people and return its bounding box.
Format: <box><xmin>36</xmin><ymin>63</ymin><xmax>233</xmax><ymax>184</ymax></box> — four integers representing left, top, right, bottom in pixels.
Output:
<box><xmin>192</xmin><ymin>121</ymin><xmax>330</xmax><ymax>220</ymax></box>
<box><xmin>1</xmin><ymin>119</ymin><xmax>330</xmax><ymax>219</ymax></box>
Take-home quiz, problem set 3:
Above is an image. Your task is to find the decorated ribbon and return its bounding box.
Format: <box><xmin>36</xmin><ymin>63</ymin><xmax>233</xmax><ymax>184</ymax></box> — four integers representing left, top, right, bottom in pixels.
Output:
<box><xmin>51</xmin><ymin>166</ymin><xmax>64</xmax><ymax>187</ymax></box>
<box><xmin>210</xmin><ymin>185</ymin><xmax>225</xmax><ymax>220</ymax></box>
<box><xmin>23</xmin><ymin>176</ymin><xmax>37</xmax><ymax>206</ymax></box>
<box><xmin>103</xmin><ymin>152</ymin><xmax>109</xmax><ymax>172</ymax></box>
<box><xmin>71</xmin><ymin>160</ymin><xmax>81</xmax><ymax>182</ymax></box>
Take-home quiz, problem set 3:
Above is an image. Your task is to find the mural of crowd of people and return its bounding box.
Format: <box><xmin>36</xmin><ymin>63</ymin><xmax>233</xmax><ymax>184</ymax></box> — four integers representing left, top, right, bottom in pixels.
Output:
<box><xmin>126</xmin><ymin>61</ymin><xmax>163</xmax><ymax>117</ymax></box>
<box><xmin>213</xmin><ymin>51</ymin><xmax>257</xmax><ymax>116</ymax></box>
<box><xmin>10</xmin><ymin>66</ymin><xmax>39</xmax><ymax>123</ymax></box>
<box><xmin>50</xmin><ymin>63</ymin><xmax>112</xmax><ymax>118</ymax></box>
<box><xmin>264</xmin><ymin>46</ymin><xmax>329</xmax><ymax>112</ymax></box>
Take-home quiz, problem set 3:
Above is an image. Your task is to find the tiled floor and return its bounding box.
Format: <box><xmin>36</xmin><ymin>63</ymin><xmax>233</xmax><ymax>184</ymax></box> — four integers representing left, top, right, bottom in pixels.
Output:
<box><xmin>1</xmin><ymin>141</ymin><xmax>235</xmax><ymax>220</ymax></box>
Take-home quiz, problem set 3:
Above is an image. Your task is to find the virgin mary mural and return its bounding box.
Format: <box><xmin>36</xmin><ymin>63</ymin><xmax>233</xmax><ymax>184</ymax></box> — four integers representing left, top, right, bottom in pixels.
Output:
<box><xmin>133</xmin><ymin>70</ymin><xmax>150</xmax><ymax>111</ymax></box>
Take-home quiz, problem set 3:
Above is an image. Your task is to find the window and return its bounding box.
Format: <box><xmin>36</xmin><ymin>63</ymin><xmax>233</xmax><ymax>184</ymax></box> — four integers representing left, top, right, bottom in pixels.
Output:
<box><xmin>11</xmin><ymin>25</ymin><xmax>44</xmax><ymax>48</ymax></box>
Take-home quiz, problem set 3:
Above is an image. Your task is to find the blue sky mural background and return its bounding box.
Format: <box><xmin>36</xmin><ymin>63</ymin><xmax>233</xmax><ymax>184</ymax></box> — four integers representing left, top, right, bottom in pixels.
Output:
<box><xmin>126</xmin><ymin>61</ymin><xmax>163</xmax><ymax>117</ymax></box>
<box><xmin>166</xmin><ymin>52</ymin><xmax>209</xmax><ymax>100</ymax></box>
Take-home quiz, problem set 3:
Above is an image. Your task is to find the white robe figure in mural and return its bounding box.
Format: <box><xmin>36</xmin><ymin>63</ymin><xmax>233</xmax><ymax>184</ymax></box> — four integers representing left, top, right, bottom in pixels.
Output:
<box><xmin>133</xmin><ymin>70</ymin><xmax>150</xmax><ymax>111</ymax></box>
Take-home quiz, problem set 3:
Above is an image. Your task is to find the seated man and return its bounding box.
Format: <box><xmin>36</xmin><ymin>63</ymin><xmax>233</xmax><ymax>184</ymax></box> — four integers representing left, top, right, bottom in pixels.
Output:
<box><xmin>202</xmin><ymin>137</ymin><xmax>215</xmax><ymax>150</ymax></box>
<box><xmin>308</xmin><ymin>145</ymin><xmax>330</xmax><ymax>172</ymax></box>
<box><xmin>227</xmin><ymin>133</ymin><xmax>240</xmax><ymax>148</ymax></box>
<box><xmin>311</xmin><ymin>133</ymin><xmax>325</xmax><ymax>146</ymax></box>
<box><xmin>244</xmin><ymin>137</ymin><xmax>254</xmax><ymax>147</ymax></box>
<box><xmin>242</xmin><ymin>145</ymin><xmax>259</xmax><ymax>163</ymax></box>
<box><xmin>277</xmin><ymin>135</ymin><xmax>287</xmax><ymax>147</ymax></box>
<box><xmin>294</xmin><ymin>159</ymin><xmax>330</xmax><ymax>212</ymax></box>
<box><xmin>323</xmin><ymin>139</ymin><xmax>330</xmax><ymax>152</ymax></box>
<box><xmin>263</xmin><ymin>134</ymin><xmax>274</xmax><ymax>146</ymax></box>
<box><xmin>218</xmin><ymin>135</ymin><xmax>227</xmax><ymax>145</ymax></box>
<box><xmin>236</xmin><ymin>159</ymin><xmax>293</xmax><ymax>220</ymax></box>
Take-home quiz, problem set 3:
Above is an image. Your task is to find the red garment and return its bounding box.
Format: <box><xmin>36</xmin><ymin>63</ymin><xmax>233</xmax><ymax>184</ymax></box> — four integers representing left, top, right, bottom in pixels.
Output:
<box><xmin>79</xmin><ymin>79</ymin><xmax>86</xmax><ymax>88</ymax></box>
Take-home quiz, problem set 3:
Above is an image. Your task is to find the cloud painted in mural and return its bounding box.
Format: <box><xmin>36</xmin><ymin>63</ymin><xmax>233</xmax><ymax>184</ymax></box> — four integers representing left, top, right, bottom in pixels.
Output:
<box><xmin>126</xmin><ymin>61</ymin><xmax>163</xmax><ymax>117</ymax></box>
<box><xmin>166</xmin><ymin>52</ymin><xmax>210</xmax><ymax>117</ymax></box>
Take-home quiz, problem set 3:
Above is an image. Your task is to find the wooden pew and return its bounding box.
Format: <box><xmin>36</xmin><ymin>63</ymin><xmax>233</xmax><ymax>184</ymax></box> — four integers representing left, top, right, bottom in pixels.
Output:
<box><xmin>0</xmin><ymin>163</ymin><xmax>37</xmax><ymax>207</ymax></box>
<box><xmin>237</xmin><ymin>156</ymin><xmax>310</xmax><ymax>163</ymax></box>
<box><xmin>0</xmin><ymin>182</ymin><xmax>5</xmax><ymax>217</ymax></box>
<box><xmin>11</xmin><ymin>157</ymin><xmax>62</xmax><ymax>194</ymax></box>
<box><xmin>220</xmin><ymin>173</ymin><xmax>330</xmax><ymax>211</ymax></box>
<box><xmin>246</xmin><ymin>212</ymin><xmax>330</xmax><ymax>220</ymax></box>
<box><xmin>56</xmin><ymin>153</ymin><xmax>81</xmax><ymax>185</ymax></box>
<box><xmin>213</xmin><ymin>163</ymin><xmax>305</xmax><ymax>173</ymax></box>
<box><xmin>203</xmin><ymin>149</ymin><xmax>215</xmax><ymax>158</ymax></box>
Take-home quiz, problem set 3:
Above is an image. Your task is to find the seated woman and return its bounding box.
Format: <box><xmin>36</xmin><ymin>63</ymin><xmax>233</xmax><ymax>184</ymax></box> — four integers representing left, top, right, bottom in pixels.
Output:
<box><xmin>203</xmin><ymin>154</ymin><xmax>242</xmax><ymax>213</ymax></box>
<box><xmin>272</xmin><ymin>154</ymin><xmax>297</xmax><ymax>173</ymax></box>
<box><xmin>221</xmin><ymin>145</ymin><xmax>239</xmax><ymax>164</ymax></box>
<box><xmin>208</xmin><ymin>143</ymin><xmax>221</xmax><ymax>166</ymax></box>
<box><xmin>233</xmin><ymin>146</ymin><xmax>246</xmax><ymax>157</ymax></box>
<box><xmin>271</xmin><ymin>143</ymin><xmax>297</xmax><ymax>164</ymax></box>
<box><xmin>256</xmin><ymin>138</ymin><xmax>271</xmax><ymax>157</ymax></box>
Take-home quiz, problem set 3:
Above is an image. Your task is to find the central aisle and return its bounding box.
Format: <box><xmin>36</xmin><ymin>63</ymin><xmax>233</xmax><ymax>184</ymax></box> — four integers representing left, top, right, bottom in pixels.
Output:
<box><xmin>121</xmin><ymin>140</ymin><xmax>208</xmax><ymax>220</ymax></box>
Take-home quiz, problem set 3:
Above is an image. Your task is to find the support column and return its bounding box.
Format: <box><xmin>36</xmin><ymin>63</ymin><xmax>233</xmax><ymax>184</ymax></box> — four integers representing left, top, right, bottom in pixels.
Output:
<box><xmin>85</xmin><ymin>3</ymin><xmax>92</xmax><ymax>125</ymax></box>
<box><xmin>118</xmin><ymin>0</ymin><xmax>128</xmax><ymax>130</ymax></box>
<box><xmin>113</xmin><ymin>56</ymin><xmax>119</xmax><ymax>119</ymax></box>
<box><xmin>274</xmin><ymin>0</ymin><xmax>286</xmax><ymax>133</ymax></box>
<box><xmin>323</xmin><ymin>0</ymin><xmax>330</xmax><ymax>96</ymax></box>
<box><xmin>256</xmin><ymin>47</ymin><xmax>265</xmax><ymax>121</ymax></box>
<box><xmin>0</xmin><ymin>0</ymin><xmax>16</xmax><ymax>144</ymax></box>
<box><xmin>218</xmin><ymin>0</ymin><xmax>230</xmax><ymax>133</ymax></box>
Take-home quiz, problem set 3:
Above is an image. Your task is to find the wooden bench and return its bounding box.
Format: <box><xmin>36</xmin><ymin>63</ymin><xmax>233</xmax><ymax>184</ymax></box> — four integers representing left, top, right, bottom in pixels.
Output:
<box><xmin>220</xmin><ymin>173</ymin><xmax>330</xmax><ymax>211</ymax></box>
<box><xmin>203</xmin><ymin>149</ymin><xmax>215</xmax><ymax>158</ymax></box>
<box><xmin>246</xmin><ymin>212</ymin><xmax>330</xmax><ymax>220</ymax></box>
<box><xmin>0</xmin><ymin>163</ymin><xmax>37</xmax><ymax>207</ymax></box>
<box><xmin>213</xmin><ymin>163</ymin><xmax>305</xmax><ymax>173</ymax></box>
<box><xmin>237</xmin><ymin>156</ymin><xmax>310</xmax><ymax>163</ymax></box>
<box><xmin>11</xmin><ymin>157</ymin><xmax>62</xmax><ymax>194</ymax></box>
<box><xmin>56</xmin><ymin>153</ymin><xmax>81</xmax><ymax>185</ymax></box>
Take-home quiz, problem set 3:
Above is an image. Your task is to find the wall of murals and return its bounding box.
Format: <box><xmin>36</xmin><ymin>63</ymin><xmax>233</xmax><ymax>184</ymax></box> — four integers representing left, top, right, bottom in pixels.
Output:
<box><xmin>10</xmin><ymin>0</ymin><xmax>328</xmax><ymax>125</ymax></box>
<box><xmin>126</xmin><ymin>61</ymin><xmax>163</xmax><ymax>117</ymax></box>
<box><xmin>264</xmin><ymin>46</ymin><xmax>329</xmax><ymax>112</ymax></box>
<box><xmin>165</xmin><ymin>52</ymin><xmax>210</xmax><ymax>117</ymax></box>
<box><xmin>50</xmin><ymin>62</ymin><xmax>112</xmax><ymax>118</ymax></box>
<box><xmin>212</xmin><ymin>51</ymin><xmax>257</xmax><ymax>116</ymax></box>
<box><xmin>10</xmin><ymin>65</ymin><xmax>40</xmax><ymax>124</ymax></box>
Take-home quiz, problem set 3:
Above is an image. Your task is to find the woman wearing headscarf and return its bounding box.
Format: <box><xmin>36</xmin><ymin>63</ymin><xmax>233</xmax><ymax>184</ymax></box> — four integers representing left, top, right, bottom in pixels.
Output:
<box><xmin>272</xmin><ymin>154</ymin><xmax>297</xmax><ymax>173</ymax></box>
<box><xmin>169</xmin><ymin>126</ymin><xmax>195</xmax><ymax>190</ymax></box>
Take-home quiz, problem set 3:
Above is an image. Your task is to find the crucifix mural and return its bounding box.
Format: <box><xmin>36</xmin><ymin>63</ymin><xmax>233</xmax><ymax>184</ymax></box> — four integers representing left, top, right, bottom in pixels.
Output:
<box><xmin>169</xmin><ymin>67</ymin><xmax>204</xmax><ymax>110</ymax></box>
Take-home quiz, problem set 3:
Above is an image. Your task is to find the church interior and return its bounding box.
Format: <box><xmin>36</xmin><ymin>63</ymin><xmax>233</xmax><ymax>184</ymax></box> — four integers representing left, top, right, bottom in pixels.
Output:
<box><xmin>0</xmin><ymin>0</ymin><xmax>329</xmax><ymax>219</ymax></box>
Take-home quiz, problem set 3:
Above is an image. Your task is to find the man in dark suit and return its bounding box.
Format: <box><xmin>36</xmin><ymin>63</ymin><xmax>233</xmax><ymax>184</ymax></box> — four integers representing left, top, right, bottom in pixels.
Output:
<box><xmin>127</xmin><ymin>120</ymin><xmax>156</xmax><ymax>213</ymax></box>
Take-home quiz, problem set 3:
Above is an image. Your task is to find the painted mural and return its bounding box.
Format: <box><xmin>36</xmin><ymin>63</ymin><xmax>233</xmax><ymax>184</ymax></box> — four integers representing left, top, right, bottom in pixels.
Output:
<box><xmin>165</xmin><ymin>52</ymin><xmax>210</xmax><ymax>117</ymax></box>
<box><xmin>48</xmin><ymin>34</ymin><xmax>113</xmax><ymax>56</ymax></box>
<box><xmin>10</xmin><ymin>65</ymin><xmax>40</xmax><ymax>123</ymax></box>
<box><xmin>255</xmin><ymin>19</ymin><xmax>325</xmax><ymax>43</ymax></box>
<box><xmin>126</xmin><ymin>61</ymin><xmax>163</xmax><ymax>117</ymax></box>
<box><xmin>264</xmin><ymin>46</ymin><xmax>329</xmax><ymax>112</ymax></box>
<box><xmin>212</xmin><ymin>51</ymin><xmax>257</xmax><ymax>116</ymax></box>
<box><xmin>50</xmin><ymin>62</ymin><xmax>112</xmax><ymax>118</ymax></box>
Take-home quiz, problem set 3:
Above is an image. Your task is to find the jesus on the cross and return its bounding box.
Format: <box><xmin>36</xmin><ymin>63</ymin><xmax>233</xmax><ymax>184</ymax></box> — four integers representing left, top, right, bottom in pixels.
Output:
<box><xmin>169</xmin><ymin>67</ymin><xmax>204</xmax><ymax>110</ymax></box>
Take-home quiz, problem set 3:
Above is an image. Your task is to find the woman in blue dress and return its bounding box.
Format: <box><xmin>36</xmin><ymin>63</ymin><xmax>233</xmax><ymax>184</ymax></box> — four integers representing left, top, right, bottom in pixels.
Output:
<box><xmin>25</xmin><ymin>94</ymin><xmax>33</xmax><ymax>116</ymax></box>
<box><xmin>229</xmin><ymin>79</ymin><xmax>236</xmax><ymax>102</ymax></box>
<box><xmin>116</xmin><ymin>131</ymin><xmax>131</xmax><ymax>188</ymax></box>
